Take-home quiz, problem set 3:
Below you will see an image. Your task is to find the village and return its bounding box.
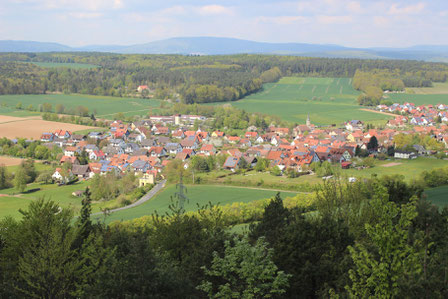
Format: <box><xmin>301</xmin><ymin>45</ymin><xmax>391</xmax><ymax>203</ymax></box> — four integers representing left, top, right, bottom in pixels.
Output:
<box><xmin>34</xmin><ymin>102</ymin><xmax>448</xmax><ymax>192</ymax></box>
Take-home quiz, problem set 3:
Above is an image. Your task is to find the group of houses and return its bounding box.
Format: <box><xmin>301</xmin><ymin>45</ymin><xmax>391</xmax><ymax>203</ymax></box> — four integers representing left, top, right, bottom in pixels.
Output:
<box><xmin>38</xmin><ymin>111</ymin><xmax>448</xmax><ymax>184</ymax></box>
<box><xmin>377</xmin><ymin>102</ymin><xmax>448</xmax><ymax>127</ymax></box>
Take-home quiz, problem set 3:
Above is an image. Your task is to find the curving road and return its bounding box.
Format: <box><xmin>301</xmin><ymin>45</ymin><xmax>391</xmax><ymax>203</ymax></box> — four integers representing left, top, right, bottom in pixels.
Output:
<box><xmin>91</xmin><ymin>179</ymin><xmax>166</xmax><ymax>216</ymax></box>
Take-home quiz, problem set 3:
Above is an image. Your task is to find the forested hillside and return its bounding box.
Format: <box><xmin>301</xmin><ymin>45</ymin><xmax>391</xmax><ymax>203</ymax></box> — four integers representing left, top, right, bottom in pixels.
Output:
<box><xmin>1</xmin><ymin>53</ymin><xmax>448</xmax><ymax>105</ymax></box>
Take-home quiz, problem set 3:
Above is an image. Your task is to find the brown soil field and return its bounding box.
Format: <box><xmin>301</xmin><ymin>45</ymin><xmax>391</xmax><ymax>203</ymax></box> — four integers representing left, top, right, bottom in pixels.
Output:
<box><xmin>381</xmin><ymin>162</ymin><xmax>403</xmax><ymax>167</ymax></box>
<box><xmin>0</xmin><ymin>116</ymin><xmax>95</xmax><ymax>139</ymax></box>
<box><xmin>0</xmin><ymin>156</ymin><xmax>26</xmax><ymax>167</ymax></box>
<box><xmin>359</xmin><ymin>109</ymin><xmax>397</xmax><ymax>117</ymax></box>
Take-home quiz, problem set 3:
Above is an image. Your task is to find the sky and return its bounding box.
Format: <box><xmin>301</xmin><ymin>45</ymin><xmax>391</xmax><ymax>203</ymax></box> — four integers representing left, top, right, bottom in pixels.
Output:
<box><xmin>1</xmin><ymin>0</ymin><xmax>447</xmax><ymax>48</ymax></box>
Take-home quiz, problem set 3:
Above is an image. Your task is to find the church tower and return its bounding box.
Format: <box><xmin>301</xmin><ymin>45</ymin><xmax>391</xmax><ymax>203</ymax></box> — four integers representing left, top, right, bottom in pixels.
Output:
<box><xmin>306</xmin><ymin>114</ymin><xmax>311</xmax><ymax>126</ymax></box>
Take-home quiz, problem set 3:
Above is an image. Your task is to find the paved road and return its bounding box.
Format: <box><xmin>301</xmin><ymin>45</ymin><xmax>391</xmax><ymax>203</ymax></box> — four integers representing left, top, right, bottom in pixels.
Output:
<box><xmin>91</xmin><ymin>179</ymin><xmax>166</xmax><ymax>216</ymax></box>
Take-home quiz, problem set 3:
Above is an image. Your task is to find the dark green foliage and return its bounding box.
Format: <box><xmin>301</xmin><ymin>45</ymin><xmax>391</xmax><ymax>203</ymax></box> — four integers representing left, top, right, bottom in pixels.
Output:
<box><xmin>379</xmin><ymin>175</ymin><xmax>423</xmax><ymax>204</ymax></box>
<box><xmin>249</xmin><ymin>192</ymin><xmax>290</xmax><ymax>246</ymax></box>
<box><xmin>273</xmin><ymin>211</ymin><xmax>352</xmax><ymax>297</ymax></box>
<box><xmin>367</xmin><ymin>136</ymin><xmax>378</xmax><ymax>151</ymax></box>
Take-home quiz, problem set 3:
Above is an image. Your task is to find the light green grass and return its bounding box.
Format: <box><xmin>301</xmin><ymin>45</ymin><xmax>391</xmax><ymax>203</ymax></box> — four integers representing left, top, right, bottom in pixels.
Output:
<box><xmin>342</xmin><ymin>158</ymin><xmax>448</xmax><ymax>182</ymax></box>
<box><xmin>104</xmin><ymin>185</ymin><xmax>297</xmax><ymax>223</ymax></box>
<box><xmin>213</xmin><ymin>77</ymin><xmax>392</xmax><ymax>125</ymax></box>
<box><xmin>30</xmin><ymin>62</ymin><xmax>98</xmax><ymax>69</ymax></box>
<box><xmin>424</xmin><ymin>185</ymin><xmax>448</xmax><ymax>208</ymax></box>
<box><xmin>0</xmin><ymin>105</ymin><xmax>40</xmax><ymax>117</ymax></box>
<box><xmin>406</xmin><ymin>82</ymin><xmax>448</xmax><ymax>95</ymax></box>
<box><xmin>0</xmin><ymin>94</ymin><xmax>164</xmax><ymax>120</ymax></box>
<box><xmin>387</xmin><ymin>92</ymin><xmax>448</xmax><ymax>106</ymax></box>
<box><xmin>5</xmin><ymin>162</ymin><xmax>52</xmax><ymax>174</ymax></box>
<box><xmin>73</xmin><ymin>128</ymin><xmax>109</xmax><ymax>135</ymax></box>
<box><xmin>197</xmin><ymin>170</ymin><xmax>320</xmax><ymax>191</ymax></box>
<box><xmin>0</xmin><ymin>180</ymin><xmax>120</xmax><ymax>220</ymax></box>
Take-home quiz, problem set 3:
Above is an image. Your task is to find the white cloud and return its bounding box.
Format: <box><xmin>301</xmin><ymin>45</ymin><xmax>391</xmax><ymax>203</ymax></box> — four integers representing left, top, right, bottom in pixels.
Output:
<box><xmin>373</xmin><ymin>16</ymin><xmax>390</xmax><ymax>27</ymax></box>
<box><xmin>160</xmin><ymin>5</ymin><xmax>186</xmax><ymax>16</ymax></box>
<box><xmin>68</xmin><ymin>12</ymin><xmax>103</xmax><ymax>19</ymax></box>
<box><xmin>316</xmin><ymin>15</ymin><xmax>353</xmax><ymax>24</ymax></box>
<box><xmin>388</xmin><ymin>2</ymin><xmax>426</xmax><ymax>15</ymax></box>
<box><xmin>346</xmin><ymin>1</ymin><xmax>363</xmax><ymax>14</ymax></box>
<box><xmin>257</xmin><ymin>15</ymin><xmax>309</xmax><ymax>25</ymax></box>
<box><xmin>11</xmin><ymin>0</ymin><xmax>125</xmax><ymax>11</ymax></box>
<box><xmin>198</xmin><ymin>5</ymin><xmax>234</xmax><ymax>16</ymax></box>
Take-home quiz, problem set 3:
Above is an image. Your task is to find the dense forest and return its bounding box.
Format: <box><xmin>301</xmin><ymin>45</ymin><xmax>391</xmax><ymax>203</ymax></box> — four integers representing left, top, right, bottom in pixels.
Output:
<box><xmin>1</xmin><ymin>53</ymin><xmax>448</xmax><ymax>105</ymax></box>
<box><xmin>1</xmin><ymin>175</ymin><xmax>447</xmax><ymax>298</ymax></box>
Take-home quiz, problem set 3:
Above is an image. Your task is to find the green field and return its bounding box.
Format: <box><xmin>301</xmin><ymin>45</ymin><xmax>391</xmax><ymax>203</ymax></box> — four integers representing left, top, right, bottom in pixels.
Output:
<box><xmin>0</xmin><ymin>105</ymin><xmax>40</xmax><ymax>117</ymax></box>
<box><xmin>387</xmin><ymin>93</ymin><xmax>448</xmax><ymax>106</ymax></box>
<box><xmin>0</xmin><ymin>180</ymin><xmax>120</xmax><ymax>220</ymax></box>
<box><xmin>424</xmin><ymin>185</ymin><xmax>448</xmax><ymax>208</ymax></box>
<box><xmin>0</xmin><ymin>94</ymin><xmax>164</xmax><ymax>119</ymax></box>
<box><xmin>30</xmin><ymin>62</ymin><xmax>99</xmax><ymax>69</ymax></box>
<box><xmin>342</xmin><ymin>158</ymin><xmax>448</xmax><ymax>182</ymax></box>
<box><xmin>104</xmin><ymin>185</ymin><xmax>297</xmax><ymax>223</ymax></box>
<box><xmin>215</xmin><ymin>77</ymin><xmax>392</xmax><ymax>125</ymax></box>
<box><xmin>406</xmin><ymin>82</ymin><xmax>448</xmax><ymax>94</ymax></box>
<box><xmin>387</xmin><ymin>82</ymin><xmax>448</xmax><ymax>105</ymax></box>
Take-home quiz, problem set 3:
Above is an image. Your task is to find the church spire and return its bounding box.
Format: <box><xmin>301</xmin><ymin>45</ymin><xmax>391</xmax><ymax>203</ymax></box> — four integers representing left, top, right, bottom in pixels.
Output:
<box><xmin>306</xmin><ymin>113</ymin><xmax>311</xmax><ymax>126</ymax></box>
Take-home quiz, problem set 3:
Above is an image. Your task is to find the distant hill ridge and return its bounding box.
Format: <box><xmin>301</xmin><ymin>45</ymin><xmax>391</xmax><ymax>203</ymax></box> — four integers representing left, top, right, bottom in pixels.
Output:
<box><xmin>1</xmin><ymin>37</ymin><xmax>448</xmax><ymax>62</ymax></box>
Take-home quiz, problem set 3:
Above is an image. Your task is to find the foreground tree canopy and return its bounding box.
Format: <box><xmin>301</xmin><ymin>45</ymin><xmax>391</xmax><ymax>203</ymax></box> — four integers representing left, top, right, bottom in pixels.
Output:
<box><xmin>1</xmin><ymin>175</ymin><xmax>448</xmax><ymax>298</ymax></box>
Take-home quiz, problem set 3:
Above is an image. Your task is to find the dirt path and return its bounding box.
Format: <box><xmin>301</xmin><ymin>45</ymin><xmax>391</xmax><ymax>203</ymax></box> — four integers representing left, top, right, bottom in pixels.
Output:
<box><xmin>359</xmin><ymin>108</ymin><xmax>396</xmax><ymax>117</ymax></box>
<box><xmin>90</xmin><ymin>180</ymin><xmax>167</xmax><ymax>216</ymax></box>
<box><xmin>382</xmin><ymin>162</ymin><xmax>402</xmax><ymax>167</ymax></box>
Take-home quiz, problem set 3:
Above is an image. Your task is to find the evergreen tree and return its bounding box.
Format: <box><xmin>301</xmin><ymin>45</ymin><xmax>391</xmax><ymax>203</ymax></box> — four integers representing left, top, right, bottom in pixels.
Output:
<box><xmin>367</xmin><ymin>136</ymin><xmax>379</xmax><ymax>151</ymax></box>
<box><xmin>249</xmin><ymin>192</ymin><xmax>290</xmax><ymax>245</ymax></box>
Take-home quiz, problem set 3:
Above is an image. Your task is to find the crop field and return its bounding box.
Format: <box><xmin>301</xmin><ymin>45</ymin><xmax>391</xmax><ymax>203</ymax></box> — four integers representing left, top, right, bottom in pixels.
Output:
<box><xmin>0</xmin><ymin>94</ymin><xmax>164</xmax><ymax>119</ymax></box>
<box><xmin>0</xmin><ymin>156</ymin><xmax>28</xmax><ymax>167</ymax></box>
<box><xmin>387</xmin><ymin>83</ymin><xmax>448</xmax><ymax>105</ymax></box>
<box><xmin>342</xmin><ymin>157</ymin><xmax>448</xmax><ymax>182</ymax></box>
<box><xmin>0</xmin><ymin>115</ymin><xmax>95</xmax><ymax>139</ymax></box>
<box><xmin>424</xmin><ymin>185</ymin><xmax>448</xmax><ymax>208</ymax></box>
<box><xmin>104</xmin><ymin>185</ymin><xmax>297</xmax><ymax>223</ymax></box>
<box><xmin>219</xmin><ymin>77</ymin><xmax>392</xmax><ymax>125</ymax></box>
<box><xmin>406</xmin><ymin>82</ymin><xmax>448</xmax><ymax>94</ymax></box>
<box><xmin>30</xmin><ymin>62</ymin><xmax>98</xmax><ymax>69</ymax></box>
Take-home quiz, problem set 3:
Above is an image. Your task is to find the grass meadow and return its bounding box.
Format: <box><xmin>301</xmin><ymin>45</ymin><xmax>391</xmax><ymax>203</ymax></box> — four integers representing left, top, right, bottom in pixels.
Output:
<box><xmin>0</xmin><ymin>94</ymin><xmax>163</xmax><ymax>119</ymax></box>
<box><xmin>341</xmin><ymin>158</ymin><xmax>448</xmax><ymax>182</ymax></box>
<box><xmin>104</xmin><ymin>185</ymin><xmax>297</xmax><ymax>223</ymax></box>
<box><xmin>216</xmin><ymin>77</ymin><xmax>392</xmax><ymax>125</ymax></box>
<box><xmin>405</xmin><ymin>82</ymin><xmax>448</xmax><ymax>95</ymax></box>
<box><xmin>424</xmin><ymin>185</ymin><xmax>448</xmax><ymax>208</ymax></box>
<box><xmin>387</xmin><ymin>82</ymin><xmax>448</xmax><ymax>105</ymax></box>
<box><xmin>0</xmin><ymin>178</ymin><xmax>119</xmax><ymax>220</ymax></box>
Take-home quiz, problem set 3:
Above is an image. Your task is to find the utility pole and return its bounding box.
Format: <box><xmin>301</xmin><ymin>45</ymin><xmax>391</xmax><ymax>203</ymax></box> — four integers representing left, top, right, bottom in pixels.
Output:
<box><xmin>175</xmin><ymin>173</ymin><xmax>190</xmax><ymax>210</ymax></box>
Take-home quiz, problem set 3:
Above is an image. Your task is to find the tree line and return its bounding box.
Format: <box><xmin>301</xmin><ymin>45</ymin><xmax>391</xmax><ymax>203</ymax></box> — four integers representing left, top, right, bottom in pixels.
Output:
<box><xmin>1</xmin><ymin>53</ymin><xmax>448</xmax><ymax>104</ymax></box>
<box><xmin>353</xmin><ymin>68</ymin><xmax>448</xmax><ymax>106</ymax></box>
<box><xmin>1</xmin><ymin>174</ymin><xmax>447</xmax><ymax>298</ymax></box>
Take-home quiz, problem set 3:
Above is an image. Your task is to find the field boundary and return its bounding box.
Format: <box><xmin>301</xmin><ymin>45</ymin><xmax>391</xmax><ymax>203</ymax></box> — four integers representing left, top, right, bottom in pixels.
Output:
<box><xmin>359</xmin><ymin>108</ymin><xmax>396</xmax><ymax>117</ymax></box>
